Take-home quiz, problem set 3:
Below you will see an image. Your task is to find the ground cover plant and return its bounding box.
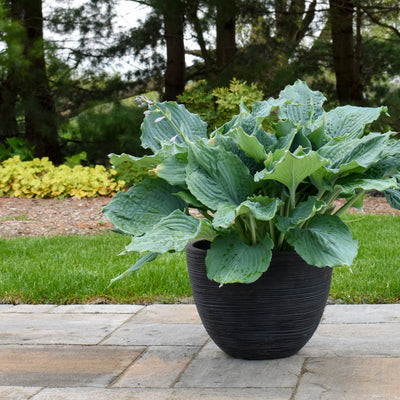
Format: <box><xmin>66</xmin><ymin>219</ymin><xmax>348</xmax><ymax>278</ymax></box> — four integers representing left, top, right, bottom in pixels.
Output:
<box><xmin>0</xmin><ymin>214</ymin><xmax>399</xmax><ymax>304</ymax></box>
<box><xmin>0</xmin><ymin>156</ymin><xmax>126</xmax><ymax>198</ymax></box>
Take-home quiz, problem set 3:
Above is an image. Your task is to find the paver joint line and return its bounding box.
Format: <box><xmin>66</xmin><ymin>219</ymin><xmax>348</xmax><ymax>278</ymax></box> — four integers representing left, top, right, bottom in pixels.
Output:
<box><xmin>96</xmin><ymin>312</ymin><xmax>137</xmax><ymax>345</ymax></box>
<box><xmin>289</xmin><ymin>356</ymin><xmax>309</xmax><ymax>400</ymax></box>
<box><xmin>169</xmin><ymin>338</ymin><xmax>211</xmax><ymax>389</ymax></box>
<box><xmin>107</xmin><ymin>346</ymin><xmax>150</xmax><ymax>388</ymax></box>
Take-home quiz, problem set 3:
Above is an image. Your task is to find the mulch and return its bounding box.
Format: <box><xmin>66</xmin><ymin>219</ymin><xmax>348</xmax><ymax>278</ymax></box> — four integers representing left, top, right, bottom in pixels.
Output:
<box><xmin>0</xmin><ymin>195</ymin><xmax>399</xmax><ymax>239</ymax></box>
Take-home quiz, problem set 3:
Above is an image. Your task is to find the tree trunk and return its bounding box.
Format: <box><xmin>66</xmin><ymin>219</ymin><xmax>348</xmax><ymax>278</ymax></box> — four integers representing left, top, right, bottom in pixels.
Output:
<box><xmin>162</xmin><ymin>0</ymin><xmax>186</xmax><ymax>101</ymax></box>
<box><xmin>329</xmin><ymin>0</ymin><xmax>363</xmax><ymax>104</ymax></box>
<box><xmin>13</xmin><ymin>0</ymin><xmax>63</xmax><ymax>163</ymax></box>
<box><xmin>0</xmin><ymin>78</ymin><xmax>18</xmax><ymax>142</ymax></box>
<box><xmin>215</xmin><ymin>0</ymin><xmax>237</xmax><ymax>71</ymax></box>
<box><xmin>0</xmin><ymin>1</ymin><xmax>19</xmax><ymax>142</ymax></box>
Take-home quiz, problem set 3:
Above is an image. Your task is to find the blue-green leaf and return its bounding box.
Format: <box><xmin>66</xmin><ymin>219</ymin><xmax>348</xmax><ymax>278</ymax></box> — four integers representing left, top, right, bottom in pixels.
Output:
<box><xmin>212</xmin><ymin>204</ymin><xmax>237</xmax><ymax>228</ymax></box>
<box><xmin>233</xmin><ymin>127</ymin><xmax>268</xmax><ymax>162</ymax></box>
<box><xmin>206</xmin><ymin>232</ymin><xmax>274</xmax><ymax>285</ymax></box>
<box><xmin>186</xmin><ymin>140</ymin><xmax>255</xmax><ymax>210</ymax></box>
<box><xmin>325</xmin><ymin>105</ymin><xmax>387</xmax><ymax>139</ymax></box>
<box><xmin>385</xmin><ymin>188</ymin><xmax>400</xmax><ymax>210</ymax></box>
<box><xmin>335</xmin><ymin>176</ymin><xmax>397</xmax><ymax>195</ymax></box>
<box><xmin>286</xmin><ymin>214</ymin><xmax>358</xmax><ymax>268</ymax></box>
<box><xmin>155</xmin><ymin>152</ymin><xmax>188</xmax><ymax>186</ymax></box>
<box><xmin>103</xmin><ymin>178</ymin><xmax>186</xmax><ymax>235</ymax></box>
<box><xmin>318</xmin><ymin>133</ymin><xmax>390</xmax><ymax>174</ymax></box>
<box><xmin>125</xmin><ymin>210</ymin><xmax>216</xmax><ymax>253</ymax></box>
<box><xmin>278</xmin><ymin>80</ymin><xmax>326</xmax><ymax>124</ymax></box>
<box><xmin>141</xmin><ymin>102</ymin><xmax>207</xmax><ymax>151</ymax></box>
<box><xmin>255</xmin><ymin>149</ymin><xmax>328</xmax><ymax>196</ymax></box>
<box><xmin>236</xmin><ymin>196</ymin><xmax>283</xmax><ymax>221</ymax></box>
<box><xmin>110</xmin><ymin>252</ymin><xmax>158</xmax><ymax>285</ymax></box>
<box><xmin>275</xmin><ymin>197</ymin><xmax>325</xmax><ymax>233</ymax></box>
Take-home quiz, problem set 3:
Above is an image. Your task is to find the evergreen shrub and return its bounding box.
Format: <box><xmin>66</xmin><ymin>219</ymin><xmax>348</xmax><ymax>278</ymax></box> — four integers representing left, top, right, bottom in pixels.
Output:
<box><xmin>178</xmin><ymin>78</ymin><xmax>264</xmax><ymax>131</ymax></box>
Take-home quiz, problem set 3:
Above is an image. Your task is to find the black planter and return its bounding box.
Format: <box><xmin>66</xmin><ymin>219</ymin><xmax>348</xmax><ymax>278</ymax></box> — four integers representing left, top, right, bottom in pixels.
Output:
<box><xmin>186</xmin><ymin>240</ymin><xmax>332</xmax><ymax>360</ymax></box>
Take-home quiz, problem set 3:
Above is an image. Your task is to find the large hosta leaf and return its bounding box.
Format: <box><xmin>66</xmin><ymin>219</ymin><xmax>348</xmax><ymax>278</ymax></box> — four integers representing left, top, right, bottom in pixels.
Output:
<box><xmin>155</xmin><ymin>152</ymin><xmax>188</xmax><ymax>186</ymax></box>
<box><xmin>251</xmin><ymin>98</ymin><xmax>284</xmax><ymax>118</ymax></box>
<box><xmin>141</xmin><ymin>102</ymin><xmax>207</xmax><ymax>151</ymax></box>
<box><xmin>255</xmin><ymin>149</ymin><xmax>328</xmax><ymax>196</ymax></box>
<box><xmin>186</xmin><ymin>140</ymin><xmax>255</xmax><ymax>210</ymax></box>
<box><xmin>275</xmin><ymin>197</ymin><xmax>325</xmax><ymax>234</ymax></box>
<box><xmin>286</xmin><ymin>214</ymin><xmax>358</xmax><ymax>268</ymax></box>
<box><xmin>385</xmin><ymin>187</ymin><xmax>400</xmax><ymax>210</ymax></box>
<box><xmin>325</xmin><ymin>105</ymin><xmax>387</xmax><ymax>139</ymax></box>
<box><xmin>278</xmin><ymin>80</ymin><xmax>326</xmax><ymax>125</ymax></box>
<box><xmin>126</xmin><ymin>210</ymin><xmax>216</xmax><ymax>253</ymax></box>
<box><xmin>212</xmin><ymin>197</ymin><xmax>282</xmax><ymax>229</ymax></box>
<box><xmin>233</xmin><ymin>127</ymin><xmax>267</xmax><ymax>162</ymax></box>
<box><xmin>318</xmin><ymin>133</ymin><xmax>390</xmax><ymax>174</ymax></box>
<box><xmin>103</xmin><ymin>178</ymin><xmax>186</xmax><ymax>235</ymax></box>
<box><xmin>335</xmin><ymin>176</ymin><xmax>397</xmax><ymax>195</ymax></box>
<box><xmin>109</xmin><ymin>143</ymin><xmax>186</xmax><ymax>172</ymax></box>
<box><xmin>206</xmin><ymin>232</ymin><xmax>274</xmax><ymax>285</ymax></box>
<box><xmin>236</xmin><ymin>196</ymin><xmax>283</xmax><ymax>221</ymax></box>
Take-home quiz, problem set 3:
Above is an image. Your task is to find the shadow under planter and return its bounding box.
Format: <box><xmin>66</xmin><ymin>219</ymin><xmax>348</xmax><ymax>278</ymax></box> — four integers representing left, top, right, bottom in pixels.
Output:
<box><xmin>186</xmin><ymin>240</ymin><xmax>332</xmax><ymax>360</ymax></box>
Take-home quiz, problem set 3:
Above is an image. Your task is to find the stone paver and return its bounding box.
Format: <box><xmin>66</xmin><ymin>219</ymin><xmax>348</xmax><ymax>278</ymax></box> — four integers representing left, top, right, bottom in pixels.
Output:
<box><xmin>0</xmin><ymin>345</ymin><xmax>144</xmax><ymax>387</ymax></box>
<box><xmin>176</xmin><ymin>341</ymin><xmax>304</xmax><ymax>389</ymax></box>
<box><xmin>0</xmin><ymin>304</ymin><xmax>399</xmax><ymax>400</ymax></box>
<box><xmin>102</xmin><ymin>322</ymin><xmax>208</xmax><ymax>346</ymax></box>
<box><xmin>31</xmin><ymin>388</ymin><xmax>173</xmax><ymax>400</ymax></box>
<box><xmin>31</xmin><ymin>388</ymin><xmax>293</xmax><ymax>400</ymax></box>
<box><xmin>131</xmin><ymin>304</ymin><xmax>201</xmax><ymax>324</ymax></box>
<box><xmin>295</xmin><ymin>357</ymin><xmax>400</xmax><ymax>400</ymax></box>
<box><xmin>50</xmin><ymin>304</ymin><xmax>144</xmax><ymax>314</ymax></box>
<box><xmin>300</xmin><ymin>322</ymin><xmax>400</xmax><ymax>357</ymax></box>
<box><xmin>0</xmin><ymin>305</ymin><xmax>15</xmax><ymax>312</ymax></box>
<box><xmin>0</xmin><ymin>386</ymin><xmax>42</xmax><ymax>400</ymax></box>
<box><xmin>322</xmin><ymin>304</ymin><xmax>400</xmax><ymax>324</ymax></box>
<box><xmin>113</xmin><ymin>345</ymin><xmax>200</xmax><ymax>388</ymax></box>
<box><xmin>0</xmin><ymin>313</ymin><xmax>131</xmax><ymax>345</ymax></box>
<box><xmin>2</xmin><ymin>305</ymin><xmax>56</xmax><ymax>313</ymax></box>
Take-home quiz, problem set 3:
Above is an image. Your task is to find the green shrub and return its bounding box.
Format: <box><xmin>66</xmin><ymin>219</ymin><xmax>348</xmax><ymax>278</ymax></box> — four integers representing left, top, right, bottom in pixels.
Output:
<box><xmin>0</xmin><ymin>156</ymin><xmax>125</xmax><ymax>198</ymax></box>
<box><xmin>60</xmin><ymin>102</ymin><xmax>149</xmax><ymax>165</ymax></box>
<box><xmin>0</xmin><ymin>137</ymin><xmax>34</xmax><ymax>162</ymax></box>
<box><xmin>178</xmin><ymin>78</ymin><xmax>264</xmax><ymax>131</ymax></box>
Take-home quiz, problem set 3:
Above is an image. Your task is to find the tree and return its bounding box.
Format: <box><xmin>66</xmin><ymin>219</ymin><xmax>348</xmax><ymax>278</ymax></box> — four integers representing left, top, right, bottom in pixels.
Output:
<box><xmin>0</xmin><ymin>0</ymin><xmax>127</xmax><ymax>161</ymax></box>
<box><xmin>161</xmin><ymin>0</ymin><xmax>186</xmax><ymax>100</ymax></box>
<box><xmin>12</xmin><ymin>0</ymin><xmax>63</xmax><ymax>162</ymax></box>
<box><xmin>329</xmin><ymin>0</ymin><xmax>362</xmax><ymax>104</ymax></box>
<box><xmin>0</xmin><ymin>0</ymin><xmax>20</xmax><ymax>141</ymax></box>
<box><xmin>215</xmin><ymin>0</ymin><xmax>237</xmax><ymax>71</ymax></box>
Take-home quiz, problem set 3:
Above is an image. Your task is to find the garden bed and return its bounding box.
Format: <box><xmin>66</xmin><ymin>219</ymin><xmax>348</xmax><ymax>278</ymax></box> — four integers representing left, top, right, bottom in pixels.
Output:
<box><xmin>0</xmin><ymin>195</ymin><xmax>399</xmax><ymax>239</ymax></box>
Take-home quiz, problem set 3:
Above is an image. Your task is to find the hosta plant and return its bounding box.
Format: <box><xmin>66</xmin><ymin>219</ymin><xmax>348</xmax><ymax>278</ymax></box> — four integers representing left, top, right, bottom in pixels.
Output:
<box><xmin>104</xmin><ymin>80</ymin><xmax>400</xmax><ymax>285</ymax></box>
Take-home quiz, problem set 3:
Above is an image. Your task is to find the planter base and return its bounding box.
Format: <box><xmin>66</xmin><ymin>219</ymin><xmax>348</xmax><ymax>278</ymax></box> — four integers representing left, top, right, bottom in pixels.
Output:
<box><xmin>186</xmin><ymin>240</ymin><xmax>332</xmax><ymax>360</ymax></box>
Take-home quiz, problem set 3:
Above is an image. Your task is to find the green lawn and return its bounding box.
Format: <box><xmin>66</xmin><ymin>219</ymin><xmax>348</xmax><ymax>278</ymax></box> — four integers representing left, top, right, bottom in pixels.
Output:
<box><xmin>0</xmin><ymin>214</ymin><xmax>399</xmax><ymax>304</ymax></box>
<box><xmin>331</xmin><ymin>214</ymin><xmax>400</xmax><ymax>303</ymax></box>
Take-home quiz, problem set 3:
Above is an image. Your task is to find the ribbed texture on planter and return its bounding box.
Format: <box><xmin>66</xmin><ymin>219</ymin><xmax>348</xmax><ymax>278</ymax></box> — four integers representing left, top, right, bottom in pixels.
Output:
<box><xmin>186</xmin><ymin>240</ymin><xmax>332</xmax><ymax>360</ymax></box>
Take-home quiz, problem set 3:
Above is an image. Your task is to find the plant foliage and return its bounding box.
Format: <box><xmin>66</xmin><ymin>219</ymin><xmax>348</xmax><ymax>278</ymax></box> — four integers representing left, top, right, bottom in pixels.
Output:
<box><xmin>178</xmin><ymin>78</ymin><xmax>264</xmax><ymax>131</ymax></box>
<box><xmin>104</xmin><ymin>81</ymin><xmax>400</xmax><ymax>285</ymax></box>
<box><xmin>0</xmin><ymin>156</ymin><xmax>125</xmax><ymax>198</ymax></box>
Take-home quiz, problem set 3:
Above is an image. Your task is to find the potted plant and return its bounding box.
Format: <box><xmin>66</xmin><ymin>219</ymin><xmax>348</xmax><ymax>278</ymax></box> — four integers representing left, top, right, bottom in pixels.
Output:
<box><xmin>103</xmin><ymin>80</ymin><xmax>400</xmax><ymax>359</ymax></box>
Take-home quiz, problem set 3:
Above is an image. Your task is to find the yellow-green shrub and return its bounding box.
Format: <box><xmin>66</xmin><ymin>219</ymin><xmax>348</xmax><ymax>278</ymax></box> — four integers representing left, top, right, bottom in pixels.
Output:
<box><xmin>0</xmin><ymin>156</ymin><xmax>126</xmax><ymax>199</ymax></box>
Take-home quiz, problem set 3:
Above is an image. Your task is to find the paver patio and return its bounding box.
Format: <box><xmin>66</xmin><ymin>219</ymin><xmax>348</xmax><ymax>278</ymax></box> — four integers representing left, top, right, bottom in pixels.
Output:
<box><xmin>0</xmin><ymin>304</ymin><xmax>399</xmax><ymax>400</ymax></box>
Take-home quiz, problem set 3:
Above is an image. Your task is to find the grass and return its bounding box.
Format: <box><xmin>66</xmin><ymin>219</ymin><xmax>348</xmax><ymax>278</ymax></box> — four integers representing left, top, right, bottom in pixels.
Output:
<box><xmin>0</xmin><ymin>214</ymin><xmax>399</xmax><ymax>304</ymax></box>
<box><xmin>0</xmin><ymin>233</ymin><xmax>191</xmax><ymax>304</ymax></box>
<box><xmin>330</xmin><ymin>214</ymin><xmax>400</xmax><ymax>304</ymax></box>
<box><xmin>0</xmin><ymin>215</ymin><xmax>30</xmax><ymax>221</ymax></box>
